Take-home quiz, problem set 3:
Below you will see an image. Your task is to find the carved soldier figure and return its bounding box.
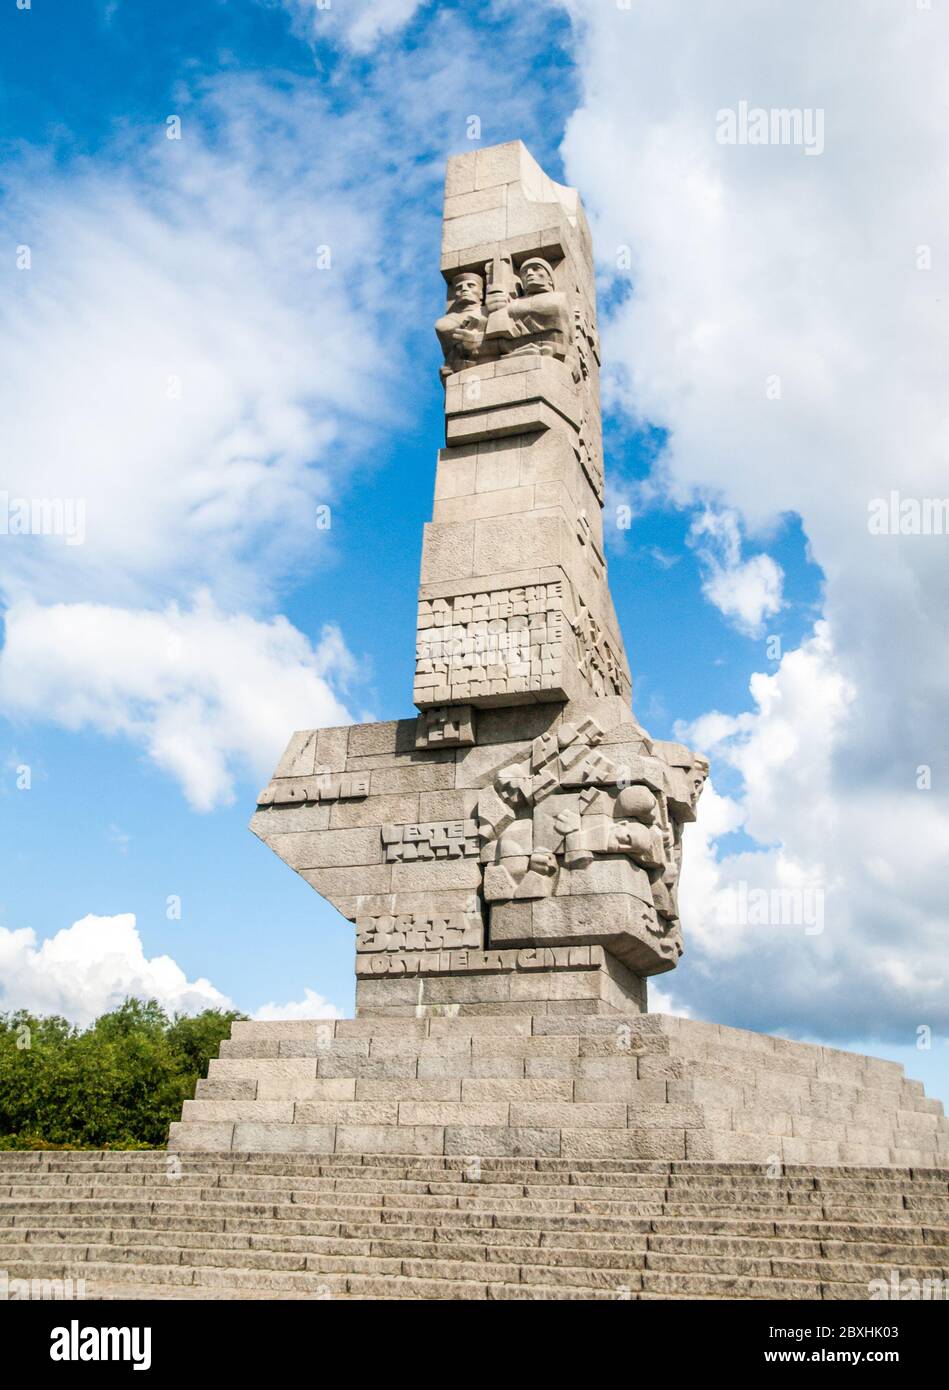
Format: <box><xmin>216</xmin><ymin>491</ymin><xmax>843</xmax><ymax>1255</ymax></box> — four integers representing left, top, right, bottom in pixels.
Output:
<box><xmin>434</xmin><ymin>270</ymin><xmax>487</xmax><ymax>378</ymax></box>
<box><xmin>495</xmin><ymin>256</ymin><xmax>574</xmax><ymax>360</ymax></box>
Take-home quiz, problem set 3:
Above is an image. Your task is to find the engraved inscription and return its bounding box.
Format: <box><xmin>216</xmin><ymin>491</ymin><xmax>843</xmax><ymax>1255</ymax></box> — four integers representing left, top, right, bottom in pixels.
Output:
<box><xmin>356</xmin><ymin>913</ymin><xmax>483</xmax><ymax>953</ymax></box>
<box><xmin>381</xmin><ymin>820</ymin><xmax>480</xmax><ymax>861</ymax></box>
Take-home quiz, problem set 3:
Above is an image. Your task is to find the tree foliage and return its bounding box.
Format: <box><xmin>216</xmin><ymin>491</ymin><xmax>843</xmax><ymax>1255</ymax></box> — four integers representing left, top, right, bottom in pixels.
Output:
<box><xmin>0</xmin><ymin>999</ymin><xmax>243</xmax><ymax>1149</ymax></box>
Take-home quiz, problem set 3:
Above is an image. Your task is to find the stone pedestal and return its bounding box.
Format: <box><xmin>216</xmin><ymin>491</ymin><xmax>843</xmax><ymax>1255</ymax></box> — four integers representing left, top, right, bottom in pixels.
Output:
<box><xmin>353</xmin><ymin>944</ymin><xmax>646</xmax><ymax>1018</ymax></box>
<box><xmin>169</xmin><ymin>1012</ymin><xmax>949</xmax><ymax>1168</ymax></box>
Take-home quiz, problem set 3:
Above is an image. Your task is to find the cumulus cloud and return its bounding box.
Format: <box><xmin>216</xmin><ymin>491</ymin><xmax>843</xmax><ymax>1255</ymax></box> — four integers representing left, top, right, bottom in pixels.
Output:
<box><xmin>253</xmin><ymin>989</ymin><xmax>343</xmax><ymax>1021</ymax></box>
<box><xmin>278</xmin><ymin>0</ymin><xmax>425</xmax><ymax>52</ymax></box>
<box><xmin>0</xmin><ymin>593</ymin><xmax>354</xmax><ymax>810</ymax></box>
<box><xmin>689</xmin><ymin>509</ymin><xmax>783</xmax><ymax>636</ymax></box>
<box><xmin>0</xmin><ymin>75</ymin><xmax>419</xmax><ymax>806</ymax></box>
<box><xmin>0</xmin><ymin>77</ymin><xmax>404</xmax><ymax>614</ymax></box>
<box><xmin>559</xmin><ymin>0</ymin><xmax>949</xmax><ymax>1038</ymax></box>
<box><xmin>0</xmin><ymin>914</ymin><xmax>232</xmax><ymax>1027</ymax></box>
<box><xmin>676</xmin><ymin>625</ymin><xmax>949</xmax><ymax>1036</ymax></box>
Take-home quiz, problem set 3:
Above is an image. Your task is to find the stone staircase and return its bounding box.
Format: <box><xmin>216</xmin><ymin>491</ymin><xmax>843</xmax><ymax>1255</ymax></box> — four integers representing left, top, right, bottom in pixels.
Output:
<box><xmin>2</xmin><ymin>1013</ymin><xmax>946</xmax><ymax>1300</ymax></box>
<box><xmin>169</xmin><ymin>1013</ymin><xmax>949</xmax><ymax>1167</ymax></box>
<box><xmin>0</xmin><ymin>1151</ymin><xmax>947</xmax><ymax>1300</ymax></box>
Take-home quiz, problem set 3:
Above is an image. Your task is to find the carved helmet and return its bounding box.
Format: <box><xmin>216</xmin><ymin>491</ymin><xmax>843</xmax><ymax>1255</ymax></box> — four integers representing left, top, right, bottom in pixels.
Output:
<box><xmin>518</xmin><ymin>256</ymin><xmax>556</xmax><ymax>291</ymax></box>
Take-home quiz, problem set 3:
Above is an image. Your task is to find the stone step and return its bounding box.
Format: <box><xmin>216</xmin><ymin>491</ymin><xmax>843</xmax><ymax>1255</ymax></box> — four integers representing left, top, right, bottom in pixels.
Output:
<box><xmin>0</xmin><ymin>1202</ymin><xmax>940</xmax><ymax>1243</ymax></box>
<box><xmin>3</xmin><ymin>1152</ymin><xmax>943</xmax><ymax>1177</ymax></box>
<box><xmin>4</xmin><ymin>1184</ymin><xmax>936</xmax><ymax>1222</ymax></box>
<box><xmin>19</xmin><ymin>1235</ymin><xmax>949</xmax><ymax>1286</ymax></box>
<box><xmin>4</xmin><ymin>1151</ymin><xmax>945</xmax><ymax>1299</ymax></box>
<box><xmin>1</xmin><ymin>1259</ymin><xmax>626</xmax><ymax>1300</ymax></box>
<box><xmin>6</xmin><ymin>1173</ymin><xmax>943</xmax><ymax>1204</ymax></box>
<box><xmin>9</xmin><ymin>1209</ymin><xmax>943</xmax><ymax>1252</ymax></box>
<box><xmin>8</xmin><ymin>1222</ymin><xmax>945</xmax><ymax>1271</ymax></box>
<box><xmin>16</xmin><ymin>1163</ymin><xmax>939</xmax><ymax>1189</ymax></box>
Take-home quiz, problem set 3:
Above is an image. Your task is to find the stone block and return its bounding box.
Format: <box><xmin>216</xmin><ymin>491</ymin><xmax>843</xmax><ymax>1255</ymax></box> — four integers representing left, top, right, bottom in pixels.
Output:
<box><xmin>560</xmin><ymin>1128</ymin><xmax>687</xmax><ymax>1160</ymax></box>
<box><xmin>370</xmin><ymin>764</ymin><xmax>456</xmax><ymax>795</ymax></box>
<box><xmin>293</xmin><ymin>1101</ymin><xmax>398</xmax><ymax>1126</ymax></box>
<box><xmin>443</xmin><ymin>185</ymin><xmax>506</xmax><ymax>221</ymax></box>
<box><xmin>444</xmin><ymin>153</ymin><xmax>476</xmax><ymax>198</ymax></box>
<box><xmin>397</xmin><ymin>1102</ymin><xmax>509</xmax><ymax>1127</ymax></box>
<box><xmin>356</xmin><ymin>1078</ymin><xmax>462</xmax><ymax>1102</ymax></box>
<box><xmin>167</xmin><ymin>1121</ymin><xmax>233</xmax><ymax>1152</ymax></box>
<box><xmin>329</xmin><ymin>792</ymin><xmax>421</xmax><ymax>829</ymax></box>
<box><xmin>274</xmin><ymin>730</ymin><xmax>318</xmax><ymax>779</ymax></box>
<box><xmin>442</xmin><ymin>1126</ymin><xmax>561</xmax><ymax>1157</ymax></box>
<box><xmin>334</xmin><ymin>1125</ymin><xmax>445</xmax><ymax>1155</ymax></box>
<box><xmin>441</xmin><ymin>205</ymin><xmax>509</xmax><ymax>254</ymax></box>
<box><xmin>348</xmin><ymin>721</ymin><xmax>416</xmax><ymax>757</ymax></box>
<box><xmin>181</xmin><ymin>1100</ymin><xmax>294</xmax><ymax>1124</ymax></box>
<box><xmin>390</xmin><ymin>859</ymin><xmax>483</xmax><ymax>892</ymax></box>
<box><xmin>258</xmin><ymin>827</ymin><xmax>382</xmax><ymax>871</ymax></box>
<box><xmin>461</xmin><ymin>1078</ymin><xmax>572</xmax><ymax>1102</ymax></box>
<box><xmin>510</xmin><ymin>1102</ymin><xmax>626</xmax><ymax>1129</ymax></box>
<box><xmin>230</xmin><ymin>1123</ymin><xmax>336</xmax><ymax>1153</ymax></box>
<box><xmin>473</xmin><ymin>512</ymin><xmax>565</xmax><ymax>576</ymax></box>
<box><xmin>420</xmin><ymin>520</ymin><xmax>476</xmax><ymax>582</ymax></box>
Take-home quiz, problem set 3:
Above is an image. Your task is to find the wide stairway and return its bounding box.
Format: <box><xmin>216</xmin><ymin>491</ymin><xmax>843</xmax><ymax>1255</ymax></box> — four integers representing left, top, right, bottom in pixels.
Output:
<box><xmin>3</xmin><ymin>1012</ymin><xmax>947</xmax><ymax>1300</ymax></box>
<box><xmin>1</xmin><ymin>1151</ymin><xmax>947</xmax><ymax>1300</ymax></box>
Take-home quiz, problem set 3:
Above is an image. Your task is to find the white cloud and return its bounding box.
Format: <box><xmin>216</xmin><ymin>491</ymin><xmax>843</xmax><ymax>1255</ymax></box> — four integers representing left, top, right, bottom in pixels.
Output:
<box><xmin>278</xmin><ymin>0</ymin><xmax>425</xmax><ymax>52</ymax></box>
<box><xmin>253</xmin><ymin>988</ymin><xmax>343</xmax><ymax>1021</ymax></box>
<box><xmin>676</xmin><ymin>625</ymin><xmax>949</xmax><ymax>1035</ymax></box>
<box><xmin>0</xmin><ymin>76</ymin><xmax>419</xmax><ymax>806</ymax></box>
<box><xmin>0</xmin><ymin>914</ymin><xmax>232</xmax><ymax>1027</ymax></box>
<box><xmin>0</xmin><ymin>593</ymin><xmax>354</xmax><ymax>811</ymax></box>
<box><xmin>689</xmin><ymin>509</ymin><xmax>783</xmax><ymax>635</ymax></box>
<box><xmin>559</xmin><ymin>0</ymin><xmax>949</xmax><ymax>1038</ymax></box>
<box><xmin>0</xmin><ymin>77</ymin><xmax>402</xmax><ymax>615</ymax></box>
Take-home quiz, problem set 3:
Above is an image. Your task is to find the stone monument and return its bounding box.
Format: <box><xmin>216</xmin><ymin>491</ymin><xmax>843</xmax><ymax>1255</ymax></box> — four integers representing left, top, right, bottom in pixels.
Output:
<box><xmin>168</xmin><ymin>144</ymin><xmax>947</xmax><ymax>1176</ymax></box>
<box><xmin>250</xmin><ymin>141</ymin><xmax>708</xmax><ymax>1018</ymax></box>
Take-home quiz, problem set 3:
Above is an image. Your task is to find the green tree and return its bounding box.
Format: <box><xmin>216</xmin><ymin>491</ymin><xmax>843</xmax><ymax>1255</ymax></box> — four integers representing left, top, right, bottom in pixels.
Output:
<box><xmin>0</xmin><ymin>999</ymin><xmax>243</xmax><ymax>1149</ymax></box>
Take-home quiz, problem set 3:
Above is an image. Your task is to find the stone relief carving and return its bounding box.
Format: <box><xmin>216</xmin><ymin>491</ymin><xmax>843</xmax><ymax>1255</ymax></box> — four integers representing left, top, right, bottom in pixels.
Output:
<box><xmin>381</xmin><ymin>820</ymin><xmax>480</xmax><ymax>861</ymax></box>
<box><xmin>415</xmin><ymin>704</ymin><xmax>476</xmax><ymax>748</ymax></box>
<box><xmin>356</xmin><ymin>913</ymin><xmax>482</xmax><ymax>953</ymax></box>
<box><xmin>257</xmin><ymin>772</ymin><xmax>369</xmax><ymax>807</ymax></box>
<box><xmin>436</xmin><ymin>255</ymin><xmax>581</xmax><ymax>378</ymax></box>
<box><xmin>474</xmin><ymin>717</ymin><xmax>705</xmax><ymax>955</ymax></box>
<box><xmin>434</xmin><ymin>270</ymin><xmax>488</xmax><ymax>379</ymax></box>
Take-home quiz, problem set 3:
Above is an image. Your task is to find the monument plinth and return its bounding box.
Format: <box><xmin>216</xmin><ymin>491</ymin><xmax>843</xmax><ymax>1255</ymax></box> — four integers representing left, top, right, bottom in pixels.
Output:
<box><xmin>250</xmin><ymin>142</ymin><xmax>707</xmax><ymax>1017</ymax></box>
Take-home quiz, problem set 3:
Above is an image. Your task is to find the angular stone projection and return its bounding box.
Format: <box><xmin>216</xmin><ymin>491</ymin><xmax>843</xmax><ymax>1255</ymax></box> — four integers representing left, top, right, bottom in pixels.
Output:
<box><xmin>250</xmin><ymin>142</ymin><xmax>708</xmax><ymax>1016</ymax></box>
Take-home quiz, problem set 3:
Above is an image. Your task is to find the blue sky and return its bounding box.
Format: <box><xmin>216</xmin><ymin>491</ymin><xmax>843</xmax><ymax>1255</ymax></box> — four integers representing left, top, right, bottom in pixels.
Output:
<box><xmin>1</xmin><ymin>1</ymin><xmax>947</xmax><ymax>1104</ymax></box>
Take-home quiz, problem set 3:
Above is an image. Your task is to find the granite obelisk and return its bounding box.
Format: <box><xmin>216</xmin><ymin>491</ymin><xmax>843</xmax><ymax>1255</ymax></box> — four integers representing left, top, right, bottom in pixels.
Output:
<box><xmin>251</xmin><ymin>142</ymin><xmax>707</xmax><ymax>1017</ymax></box>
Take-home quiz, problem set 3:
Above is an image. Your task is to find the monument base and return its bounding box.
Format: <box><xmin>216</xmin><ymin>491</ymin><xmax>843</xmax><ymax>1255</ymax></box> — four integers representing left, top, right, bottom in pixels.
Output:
<box><xmin>354</xmin><ymin>945</ymin><xmax>646</xmax><ymax>1016</ymax></box>
<box><xmin>170</xmin><ymin>1012</ymin><xmax>948</xmax><ymax>1167</ymax></box>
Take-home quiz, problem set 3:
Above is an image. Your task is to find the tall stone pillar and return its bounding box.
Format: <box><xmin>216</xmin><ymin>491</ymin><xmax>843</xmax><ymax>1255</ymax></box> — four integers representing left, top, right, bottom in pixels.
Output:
<box><xmin>250</xmin><ymin>142</ymin><xmax>707</xmax><ymax>1017</ymax></box>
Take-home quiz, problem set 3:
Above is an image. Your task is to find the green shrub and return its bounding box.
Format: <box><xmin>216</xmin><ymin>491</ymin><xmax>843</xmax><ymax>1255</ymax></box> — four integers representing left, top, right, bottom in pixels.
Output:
<box><xmin>0</xmin><ymin>999</ymin><xmax>244</xmax><ymax>1149</ymax></box>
